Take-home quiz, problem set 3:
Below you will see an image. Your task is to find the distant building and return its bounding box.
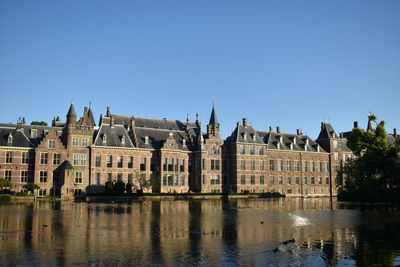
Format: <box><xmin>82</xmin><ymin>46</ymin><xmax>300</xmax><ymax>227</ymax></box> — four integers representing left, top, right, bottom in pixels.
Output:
<box><xmin>1</xmin><ymin>104</ymin><xmax>395</xmax><ymax>198</ymax></box>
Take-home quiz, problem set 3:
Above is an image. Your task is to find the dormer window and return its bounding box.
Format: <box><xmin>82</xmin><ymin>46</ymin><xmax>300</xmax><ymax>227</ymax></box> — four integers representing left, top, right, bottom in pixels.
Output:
<box><xmin>278</xmin><ymin>135</ymin><xmax>283</xmax><ymax>143</ymax></box>
<box><xmin>290</xmin><ymin>143</ymin><xmax>293</xmax><ymax>150</ymax></box>
<box><xmin>121</xmin><ymin>135</ymin><xmax>125</xmax><ymax>146</ymax></box>
<box><xmin>30</xmin><ymin>129</ymin><xmax>37</xmax><ymax>138</ymax></box>
<box><xmin>243</xmin><ymin>133</ymin><xmax>247</xmax><ymax>141</ymax></box>
<box><xmin>102</xmin><ymin>134</ymin><xmax>107</xmax><ymax>145</ymax></box>
<box><xmin>317</xmin><ymin>145</ymin><xmax>320</xmax><ymax>152</ymax></box>
<box><xmin>251</xmin><ymin>134</ymin><xmax>256</xmax><ymax>141</ymax></box>
<box><xmin>7</xmin><ymin>134</ymin><xmax>12</xmax><ymax>144</ymax></box>
<box><xmin>182</xmin><ymin>139</ymin><xmax>186</xmax><ymax>147</ymax></box>
<box><xmin>277</xmin><ymin>142</ymin><xmax>280</xmax><ymax>149</ymax></box>
<box><xmin>145</xmin><ymin>136</ymin><xmax>149</xmax><ymax>145</ymax></box>
<box><xmin>293</xmin><ymin>136</ymin><xmax>296</xmax><ymax>144</ymax></box>
<box><xmin>305</xmin><ymin>138</ymin><xmax>309</xmax><ymax>145</ymax></box>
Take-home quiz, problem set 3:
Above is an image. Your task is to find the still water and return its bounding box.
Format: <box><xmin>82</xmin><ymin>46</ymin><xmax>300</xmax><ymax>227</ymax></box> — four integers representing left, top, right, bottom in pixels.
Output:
<box><xmin>1</xmin><ymin>198</ymin><xmax>400</xmax><ymax>266</ymax></box>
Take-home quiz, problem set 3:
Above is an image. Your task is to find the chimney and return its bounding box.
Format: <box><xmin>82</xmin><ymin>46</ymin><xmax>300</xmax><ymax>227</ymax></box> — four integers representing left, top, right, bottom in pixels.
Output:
<box><xmin>242</xmin><ymin>118</ymin><xmax>248</xmax><ymax>127</ymax></box>
<box><xmin>110</xmin><ymin>115</ymin><xmax>115</xmax><ymax>128</ymax></box>
<box><xmin>106</xmin><ymin>106</ymin><xmax>111</xmax><ymax>117</ymax></box>
<box><xmin>276</xmin><ymin>126</ymin><xmax>280</xmax><ymax>133</ymax></box>
<box><xmin>321</xmin><ymin>122</ymin><xmax>324</xmax><ymax>130</ymax></box>
<box><xmin>340</xmin><ymin>132</ymin><xmax>343</xmax><ymax>138</ymax></box>
<box><xmin>269</xmin><ymin>126</ymin><xmax>273</xmax><ymax>132</ymax></box>
<box><xmin>394</xmin><ymin>128</ymin><xmax>397</xmax><ymax>137</ymax></box>
<box><xmin>354</xmin><ymin>121</ymin><xmax>358</xmax><ymax>128</ymax></box>
<box><xmin>297</xmin><ymin>129</ymin><xmax>302</xmax><ymax>135</ymax></box>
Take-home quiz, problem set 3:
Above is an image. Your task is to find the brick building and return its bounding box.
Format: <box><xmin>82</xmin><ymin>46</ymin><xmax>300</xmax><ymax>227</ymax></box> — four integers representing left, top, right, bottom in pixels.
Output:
<box><xmin>1</xmin><ymin>103</ymin><xmax>395</xmax><ymax>198</ymax></box>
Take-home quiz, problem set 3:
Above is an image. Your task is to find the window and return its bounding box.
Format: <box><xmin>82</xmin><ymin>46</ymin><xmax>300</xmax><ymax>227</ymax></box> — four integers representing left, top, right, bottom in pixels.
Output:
<box><xmin>53</xmin><ymin>172</ymin><xmax>60</xmax><ymax>183</ymax></box>
<box><xmin>74</xmin><ymin>189</ymin><xmax>82</xmax><ymax>196</ymax></box>
<box><xmin>53</xmin><ymin>153</ymin><xmax>61</xmax><ymax>165</ymax></box>
<box><xmin>325</xmin><ymin>162</ymin><xmax>329</xmax><ymax>172</ymax></box>
<box><xmin>250</xmin><ymin>160</ymin><xmax>255</xmax><ymax>170</ymax></box>
<box><xmin>250</xmin><ymin>175</ymin><xmax>255</xmax><ymax>185</ymax></box>
<box><xmin>167</xmin><ymin>158</ymin><xmax>173</xmax><ymax>171</ymax></box>
<box><xmin>278</xmin><ymin>176</ymin><xmax>283</xmax><ymax>184</ymax></box>
<box><xmin>210</xmin><ymin>145</ymin><xmax>218</xmax><ymax>154</ymax></box>
<box><xmin>269</xmin><ymin>175</ymin><xmax>274</xmax><ymax>185</ymax></box>
<box><xmin>127</xmin><ymin>173</ymin><xmax>133</xmax><ymax>184</ymax></box>
<box><xmin>118</xmin><ymin>173</ymin><xmax>123</xmax><ymax>181</ymax></box>
<box><xmin>240</xmin><ymin>175</ymin><xmax>246</xmax><ymax>185</ymax></box>
<box><xmin>259</xmin><ymin>147</ymin><xmax>264</xmax><ymax>155</ymax></box>
<box><xmin>210</xmin><ymin>175</ymin><xmax>220</xmax><ymax>185</ymax></box>
<box><xmin>326</xmin><ymin>177</ymin><xmax>330</xmax><ymax>184</ymax></box>
<box><xmin>260</xmin><ymin>160</ymin><xmax>264</xmax><ymax>171</ymax></box>
<box><xmin>128</xmin><ymin>156</ymin><xmax>133</xmax><ymax>168</ymax></box>
<box><xmin>240</xmin><ymin>145</ymin><xmax>245</xmax><ymax>154</ymax></box>
<box><xmin>75</xmin><ymin>172</ymin><xmax>83</xmax><ymax>184</ymax></box>
<box><xmin>269</xmin><ymin>159</ymin><xmax>274</xmax><ymax>171</ymax></box>
<box><xmin>5</xmin><ymin>170</ymin><xmax>12</xmax><ymax>180</ymax></box>
<box><xmin>20</xmin><ymin>170</ymin><xmax>28</xmax><ymax>182</ymax></box>
<box><xmin>48</xmin><ymin>140</ymin><xmax>56</xmax><ymax>149</ymax></box>
<box><xmin>310</xmin><ymin>161</ymin><xmax>315</xmax><ymax>172</ymax></box>
<box><xmin>202</xmin><ymin>175</ymin><xmax>205</xmax><ymax>184</ymax></box>
<box><xmin>39</xmin><ymin>171</ymin><xmax>47</xmax><ymax>183</ymax></box>
<box><xmin>334</xmin><ymin>153</ymin><xmax>339</xmax><ymax>161</ymax></box>
<box><xmin>180</xmin><ymin>174</ymin><xmax>185</xmax><ymax>185</ymax></box>
<box><xmin>318</xmin><ymin>176</ymin><xmax>322</xmax><ymax>185</ymax></box>
<box><xmin>179</xmin><ymin>159</ymin><xmax>185</xmax><ymax>172</ymax></box>
<box><xmin>303</xmin><ymin>176</ymin><xmax>308</xmax><ymax>184</ymax></box>
<box><xmin>73</xmin><ymin>153</ymin><xmax>79</xmax><ymax>166</ymax></box>
<box><xmin>286</xmin><ymin>160</ymin><xmax>291</xmax><ymax>171</ymax></box>
<box><xmin>80</xmin><ymin>154</ymin><xmax>86</xmax><ymax>166</ymax></box>
<box><xmin>260</xmin><ymin>175</ymin><xmax>264</xmax><ymax>185</ymax></box>
<box><xmin>333</xmin><ymin>140</ymin><xmax>338</xmax><ymax>148</ymax></box>
<box><xmin>40</xmin><ymin>152</ymin><xmax>48</xmax><ymax>165</ymax></box>
<box><xmin>39</xmin><ymin>189</ymin><xmax>46</xmax><ymax>196</ymax></box>
<box><xmin>8</xmin><ymin>134</ymin><xmax>13</xmax><ymax>144</ymax></box>
<box><xmin>287</xmin><ymin>176</ymin><xmax>291</xmax><ymax>185</ymax></box>
<box><xmin>6</xmin><ymin>151</ymin><xmax>13</xmax><ymax>163</ymax></box>
<box><xmin>95</xmin><ymin>155</ymin><xmax>101</xmax><ymax>167</ymax></box>
<box><xmin>72</xmin><ymin>137</ymin><xmax>79</xmax><ymax>146</ymax></box>
<box><xmin>94</xmin><ymin>172</ymin><xmax>100</xmax><ymax>185</ymax></box>
<box><xmin>211</xmin><ymin>159</ymin><xmax>220</xmax><ymax>170</ymax></box>
<box><xmin>250</xmin><ymin>145</ymin><xmax>255</xmax><ymax>155</ymax></box>
<box><xmin>107</xmin><ymin>155</ymin><xmax>112</xmax><ymax>168</ymax></box>
<box><xmin>81</xmin><ymin>138</ymin><xmax>89</xmax><ymax>147</ymax></box>
<box><xmin>302</xmin><ymin>160</ymin><xmax>307</xmax><ymax>172</ymax></box>
<box><xmin>241</xmin><ymin>160</ymin><xmax>245</xmax><ymax>170</ymax></box>
<box><xmin>140</xmin><ymin>157</ymin><xmax>146</xmax><ymax>171</ymax></box>
<box><xmin>318</xmin><ymin>161</ymin><xmax>322</xmax><ymax>172</ymax></box>
<box><xmin>311</xmin><ymin>176</ymin><xmax>315</xmax><ymax>185</ymax></box>
<box><xmin>278</xmin><ymin>160</ymin><xmax>283</xmax><ymax>171</ymax></box>
<box><xmin>287</xmin><ymin>189</ymin><xmax>292</xmax><ymax>194</ymax></box>
<box><xmin>22</xmin><ymin>152</ymin><xmax>29</xmax><ymax>164</ymax></box>
<box><xmin>294</xmin><ymin>160</ymin><xmax>299</xmax><ymax>171</ymax></box>
<box><xmin>30</xmin><ymin>129</ymin><xmax>37</xmax><ymax>138</ymax></box>
<box><xmin>296</xmin><ymin>176</ymin><xmax>300</xmax><ymax>185</ymax></box>
<box><xmin>117</xmin><ymin>156</ymin><xmax>123</xmax><ymax>168</ymax></box>
<box><xmin>107</xmin><ymin>173</ymin><xmax>112</xmax><ymax>181</ymax></box>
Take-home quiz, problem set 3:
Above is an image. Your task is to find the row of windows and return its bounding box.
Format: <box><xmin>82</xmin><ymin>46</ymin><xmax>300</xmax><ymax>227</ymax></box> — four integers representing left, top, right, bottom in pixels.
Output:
<box><xmin>96</xmin><ymin>155</ymin><xmax>152</xmax><ymax>171</ymax></box>
<box><xmin>73</xmin><ymin>153</ymin><xmax>86</xmax><ymax>166</ymax></box>
<box><xmin>39</xmin><ymin>152</ymin><xmax>61</xmax><ymax>165</ymax></box>
<box><xmin>163</xmin><ymin>158</ymin><xmax>185</xmax><ymax>172</ymax></box>
<box><xmin>239</xmin><ymin>175</ymin><xmax>330</xmax><ymax>185</ymax></box>
<box><xmin>238</xmin><ymin>159</ymin><xmax>330</xmax><ymax>172</ymax></box>
<box><xmin>241</xmin><ymin>188</ymin><xmax>331</xmax><ymax>194</ymax></box>
<box><xmin>239</xmin><ymin>145</ymin><xmax>264</xmax><ymax>155</ymax></box>
<box><xmin>72</xmin><ymin>137</ymin><xmax>89</xmax><ymax>147</ymax></box>
<box><xmin>162</xmin><ymin>174</ymin><xmax>185</xmax><ymax>186</ymax></box>
<box><xmin>201</xmin><ymin>159</ymin><xmax>221</xmax><ymax>170</ymax></box>
<box><xmin>5</xmin><ymin>151</ymin><xmax>30</xmax><ymax>164</ymax></box>
<box><xmin>3</xmin><ymin>170</ymin><xmax>29</xmax><ymax>182</ymax></box>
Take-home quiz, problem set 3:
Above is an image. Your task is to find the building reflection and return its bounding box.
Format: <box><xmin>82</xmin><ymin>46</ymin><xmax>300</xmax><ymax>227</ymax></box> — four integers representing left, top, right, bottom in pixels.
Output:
<box><xmin>0</xmin><ymin>198</ymin><xmax>399</xmax><ymax>266</ymax></box>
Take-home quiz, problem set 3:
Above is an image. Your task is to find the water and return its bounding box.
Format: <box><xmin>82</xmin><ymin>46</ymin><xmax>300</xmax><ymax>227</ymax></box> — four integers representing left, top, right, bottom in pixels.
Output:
<box><xmin>1</xmin><ymin>198</ymin><xmax>400</xmax><ymax>266</ymax></box>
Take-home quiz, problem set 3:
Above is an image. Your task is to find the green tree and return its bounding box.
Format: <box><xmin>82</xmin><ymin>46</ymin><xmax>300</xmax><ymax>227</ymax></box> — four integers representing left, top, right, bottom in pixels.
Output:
<box><xmin>126</xmin><ymin>183</ymin><xmax>132</xmax><ymax>194</ymax></box>
<box><xmin>105</xmin><ymin>181</ymin><xmax>114</xmax><ymax>195</ymax></box>
<box><xmin>114</xmin><ymin>181</ymin><xmax>126</xmax><ymax>194</ymax></box>
<box><xmin>23</xmin><ymin>183</ymin><xmax>40</xmax><ymax>194</ymax></box>
<box><xmin>0</xmin><ymin>179</ymin><xmax>12</xmax><ymax>192</ymax></box>
<box><xmin>30</xmin><ymin>121</ymin><xmax>48</xmax><ymax>126</ymax></box>
<box><xmin>342</xmin><ymin>114</ymin><xmax>400</xmax><ymax>202</ymax></box>
<box><xmin>133</xmin><ymin>170</ymin><xmax>152</xmax><ymax>194</ymax></box>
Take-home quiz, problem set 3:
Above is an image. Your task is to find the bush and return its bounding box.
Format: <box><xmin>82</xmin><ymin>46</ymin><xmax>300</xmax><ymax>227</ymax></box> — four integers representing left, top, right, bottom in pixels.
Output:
<box><xmin>114</xmin><ymin>181</ymin><xmax>126</xmax><ymax>195</ymax></box>
<box><xmin>0</xmin><ymin>194</ymin><xmax>11</xmax><ymax>202</ymax></box>
<box><xmin>126</xmin><ymin>183</ymin><xmax>132</xmax><ymax>194</ymax></box>
<box><xmin>16</xmin><ymin>192</ymin><xmax>28</xmax><ymax>196</ymax></box>
<box><xmin>105</xmin><ymin>181</ymin><xmax>114</xmax><ymax>195</ymax></box>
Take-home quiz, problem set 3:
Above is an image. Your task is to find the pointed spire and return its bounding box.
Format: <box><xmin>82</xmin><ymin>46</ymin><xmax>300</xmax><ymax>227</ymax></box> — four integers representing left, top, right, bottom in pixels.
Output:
<box><xmin>209</xmin><ymin>105</ymin><xmax>218</xmax><ymax>126</ymax></box>
<box><xmin>66</xmin><ymin>103</ymin><xmax>77</xmax><ymax>124</ymax></box>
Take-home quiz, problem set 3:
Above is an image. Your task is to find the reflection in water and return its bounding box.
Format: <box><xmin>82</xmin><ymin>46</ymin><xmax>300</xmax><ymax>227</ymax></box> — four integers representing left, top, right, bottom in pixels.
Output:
<box><xmin>1</xmin><ymin>198</ymin><xmax>400</xmax><ymax>266</ymax></box>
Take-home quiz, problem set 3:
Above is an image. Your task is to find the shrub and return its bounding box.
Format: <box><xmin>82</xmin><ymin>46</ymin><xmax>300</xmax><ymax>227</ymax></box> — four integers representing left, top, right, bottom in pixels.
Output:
<box><xmin>126</xmin><ymin>183</ymin><xmax>132</xmax><ymax>194</ymax></box>
<box><xmin>16</xmin><ymin>192</ymin><xmax>28</xmax><ymax>196</ymax></box>
<box><xmin>105</xmin><ymin>181</ymin><xmax>114</xmax><ymax>195</ymax></box>
<box><xmin>114</xmin><ymin>181</ymin><xmax>126</xmax><ymax>195</ymax></box>
<box><xmin>0</xmin><ymin>194</ymin><xmax>11</xmax><ymax>202</ymax></box>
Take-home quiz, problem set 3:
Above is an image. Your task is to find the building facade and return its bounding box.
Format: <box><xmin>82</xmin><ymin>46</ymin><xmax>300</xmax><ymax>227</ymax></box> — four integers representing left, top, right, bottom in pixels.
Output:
<box><xmin>1</xmin><ymin>104</ymin><xmax>393</xmax><ymax>198</ymax></box>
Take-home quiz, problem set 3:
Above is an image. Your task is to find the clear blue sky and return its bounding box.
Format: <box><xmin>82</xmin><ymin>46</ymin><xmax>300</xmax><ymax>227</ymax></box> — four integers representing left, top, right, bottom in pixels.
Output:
<box><xmin>1</xmin><ymin>0</ymin><xmax>399</xmax><ymax>138</ymax></box>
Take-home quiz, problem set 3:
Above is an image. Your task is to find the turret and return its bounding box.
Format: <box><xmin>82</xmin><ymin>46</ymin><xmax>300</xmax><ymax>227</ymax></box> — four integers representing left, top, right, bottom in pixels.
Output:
<box><xmin>66</xmin><ymin>103</ymin><xmax>77</xmax><ymax>124</ymax></box>
<box><xmin>207</xmin><ymin>105</ymin><xmax>220</xmax><ymax>137</ymax></box>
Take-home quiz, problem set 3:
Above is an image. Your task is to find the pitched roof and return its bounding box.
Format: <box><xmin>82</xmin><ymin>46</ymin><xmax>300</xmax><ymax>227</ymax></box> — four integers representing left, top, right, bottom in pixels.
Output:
<box><xmin>258</xmin><ymin>131</ymin><xmax>326</xmax><ymax>152</ymax></box>
<box><xmin>134</xmin><ymin>128</ymin><xmax>191</xmax><ymax>150</ymax></box>
<box><xmin>0</xmin><ymin>127</ymin><xmax>32</xmax><ymax>147</ymax></box>
<box><xmin>113</xmin><ymin>114</ymin><xmax>197</xmax><ymax>131</ymax></box>
<box><xmin>93</xmin><ymin>124</ymin><xmax>134</xmax><ymax>148</ymax></box>
<box><xmin>67</xmin><ymin>103</ymin><xmax>77</xmax><ymax>118</ymax></box>
<box><xmin>317</xmin><ymin>122</ymin><xmax>338</xmax><ymax>140</ymax></box>
<box><xmin>226</xmin><ymin>123</ymin><xmax>264</xmax><ymax>144</ymax></box>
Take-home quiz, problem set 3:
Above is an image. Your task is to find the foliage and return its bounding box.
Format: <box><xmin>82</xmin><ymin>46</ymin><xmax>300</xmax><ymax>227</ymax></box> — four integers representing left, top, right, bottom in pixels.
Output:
<box><xmin>126</xmin><ymin>183</ymin><xmax>132</xmax><ymax>194</ymax></box>
<box><xmin>23</xmin><ymin>183</ymin><xmax>40</xmax><ymax>193</ymax></box>
<box><xmin>341</xmin><ymin>114</ymin><xmax>400</xmax><ymax>202</ymax></box>
<box><xmin>105</xmin><ymin>181</ymin><xmax>114</xmax><ymax>194</ymax></box>
<box><xmin>133</xmin><ymin>170</ymin><xmax>153</xmax><ymax>193</ymax></box>
<box><xmin>0</xmin><ymin>194</ymin><xmax>11</xmax><ymax>202</ymax></box>
<box><xmin>16</xmin><ymin>192</ymin><xmax>29</xmax><ymax>196</ymax></box>
<box><xmin>0</xmin><ymin>179</ymin><xmax>12</xmax><ymax>191</ymax></box>
<box><xmin>30</xmin><ymin>121</ymin><xmax>48</xmax><ymax>126</ymax></box>
<box><xmin>114</xmin><ymin>181</ymin><xmax>126</xmax><ymax>194</ymax></box>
